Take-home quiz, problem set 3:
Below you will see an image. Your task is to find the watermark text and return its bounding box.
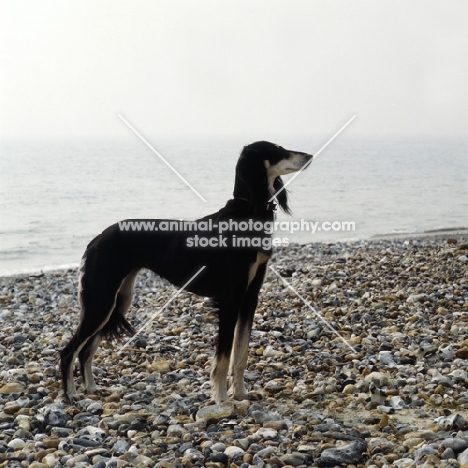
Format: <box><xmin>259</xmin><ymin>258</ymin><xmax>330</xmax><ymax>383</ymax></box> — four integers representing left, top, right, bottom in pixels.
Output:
<box><xmin>118</xmin><ymin>219</ymin><xmax>355</xmax><ymax>235</ymax></box>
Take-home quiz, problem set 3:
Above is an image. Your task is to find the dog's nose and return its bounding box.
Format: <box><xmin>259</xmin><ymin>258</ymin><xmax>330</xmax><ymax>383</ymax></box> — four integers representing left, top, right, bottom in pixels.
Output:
<box><xmin>303</xmin><ymin>152</ymin><xmax>313</xmax><ymax>163</ymax></box>
<box><xmin>302</xmin><ymin>153</ymin><xmax>313</xmax><ymax>169</ymax></box>
<box><xmin>298</xmin><ymin>151</ymin><xmax>313</xmax><ymax>160</ymax></box>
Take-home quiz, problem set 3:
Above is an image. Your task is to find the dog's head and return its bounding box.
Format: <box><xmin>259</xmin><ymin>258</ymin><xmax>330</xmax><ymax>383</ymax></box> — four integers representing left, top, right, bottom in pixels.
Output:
<box><xmin>234</xmin><ymin>141</ymin><xmax>313</xmax><ymax>214</ymax></box>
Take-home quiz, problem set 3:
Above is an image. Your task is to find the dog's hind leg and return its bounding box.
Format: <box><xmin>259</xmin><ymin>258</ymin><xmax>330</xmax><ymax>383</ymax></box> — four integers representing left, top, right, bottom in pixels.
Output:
<box><xmin>61</xmin><ymin>309</ymin><xmax>115</xmax><ymax>401</ymax></box>
<box><xmin>230</xmin><ymin>261</ymin><xmax>267</xmax><ymax>400</ymax></box>
<box><xmin>78</xmin><ymin>270</ymin><xmax>138</xmax><ymax>394</ymax></box>
<box><xmin>60</xmin><ymin>267</ymin><xmax>128</xmax><ymax>401</ymax></box>
<box><xmin>78</xmin><ymin>332</ymin><xmax>102</xmax><ymax>394</ymax></box>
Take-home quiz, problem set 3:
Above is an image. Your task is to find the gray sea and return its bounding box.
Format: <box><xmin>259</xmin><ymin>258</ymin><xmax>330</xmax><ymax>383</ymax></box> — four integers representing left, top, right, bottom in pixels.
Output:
<box><xmin>1</xmin><ymin>136</ymin><xmax>467</xmax><ymax>276</ymax></box>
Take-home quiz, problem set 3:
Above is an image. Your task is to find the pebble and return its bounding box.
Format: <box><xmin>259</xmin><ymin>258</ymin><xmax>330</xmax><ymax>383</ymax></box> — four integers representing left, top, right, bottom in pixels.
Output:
<box><xmin>254</xmin><ymin>427</ymin><xmax>278</xmax><ymax>439</ymax></box>
<box><xmin>195</xmin><ymin>402</ymin><xmax>238</xmax><ymax>425</ymax></box>
<box><xmin>0</xmin><ymin>382</ymin><xmax>24</xmax><ymax>394</ymax></box>
<box><xmin>364</xmin><ymin>372</ymin><xmax>389</xmax><ymax>386</ymax></box>
<box><xmin>43</xmin><ymin>436</ymin><xmax>61</xmax><ymax>449</ymax></box>
<box><xmin>459</xmin><ymin>448</ymin><xmax>468</xmax><ymax>465</ymax></box>
<box><xmin>0</xmin><ymin>235</ymin><xmax>467</xmax><ymax>467</ymax></box>
<box><xmin>7</xmin><ymin>438</ymin><xmax>26</xmax><ymax>449</ymax></box>
<box><xmin>437</xmin><ymin>413</ymin><xmax>468</xmax><ymax>431</ymax></box>
<box><xmin>316</xmin><ymin>439</ymin><xmax>367</xmax><ymax>466</ymax></box>
<box><xmin>166</xmin><ymin>424</ymin><xmax>187</xmax><ymax>438</ymax></box>
<box><xmin>280</xmin><ymin>452</ymin><xmax>310</xmax><ymax>466</ymax></box>
<box><xmin>389</xmin><ymin>395</ymin><xmax>405</xmax><ymax>410</ymax></box>
<box><xmin>263</xmin><ymin>419</ymin><xmax>289</xmax><ymax>430</ymax></box>
<box><xmin>342</xmin><ymin>383</ymin><xmax>356</xmax><ymax>394</ymax></box>
<box><xmin>443</xmin><ymin>437</ymin><xmax>468</xmax><ymax>452</ymax></box>
<box><xmin>224</xmin><ymin>445</ymin><xmax>245</xmax><ymax>458</ymax></box>
<box><xmin>42</xmin><ymin>454</ymin><xmax>59</xmax><ymax>467</ymax></box>
<box><xmin>251</xmin><ymin>410</ymin><xmax>281</xmax><ymax>423</ymax></box>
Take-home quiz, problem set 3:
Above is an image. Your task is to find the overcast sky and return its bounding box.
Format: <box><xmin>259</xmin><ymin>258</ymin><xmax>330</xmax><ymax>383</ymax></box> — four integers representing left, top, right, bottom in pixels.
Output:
<box><xmin>1</xmin><ymin>1</ymin><xmax>467</xmax><ymax>140</ymax></box>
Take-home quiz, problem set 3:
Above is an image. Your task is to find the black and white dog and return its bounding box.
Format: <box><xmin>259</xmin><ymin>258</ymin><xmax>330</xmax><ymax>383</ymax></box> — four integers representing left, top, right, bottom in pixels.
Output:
<box><xmin>60</xmin><ymin>141</ymin><xmax>312</xmax><ymax>403</ymax></box>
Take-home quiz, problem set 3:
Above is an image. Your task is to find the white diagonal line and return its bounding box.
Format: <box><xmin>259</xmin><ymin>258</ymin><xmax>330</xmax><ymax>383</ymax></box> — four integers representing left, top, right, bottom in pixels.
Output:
<box><xmin>118</xmin><ymin>114</ymin><xmax>207</xmax><ymax>203</ymax></box>
<box><xmin>118</xmin><ymin>265</ymin><xmax>206</xmax><ymax>354</ymax></box>
<box><xmin>269</xmin><ymin>115</ymin><xmax>356</xmax><ymax>202</ymax></box>
<box><xmin>269</xmin><ymin>266</ymin><xmax>357</xmax><ymax>353</ymax></box>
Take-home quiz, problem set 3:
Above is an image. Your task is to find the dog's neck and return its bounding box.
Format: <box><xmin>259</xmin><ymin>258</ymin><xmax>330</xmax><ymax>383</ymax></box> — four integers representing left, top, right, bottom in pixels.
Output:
<box><xmin>233</xmin><ymin>174</ymin><xmax>277</xmax><ymax>215</ymax></box>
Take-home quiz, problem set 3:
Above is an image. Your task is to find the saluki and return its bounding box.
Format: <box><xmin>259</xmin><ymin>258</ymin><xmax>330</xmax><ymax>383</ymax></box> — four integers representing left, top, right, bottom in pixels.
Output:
<box><xmin>60</xmin><ymin>141</ymin><xmax>312</xmax><ymax>403</ymax></box>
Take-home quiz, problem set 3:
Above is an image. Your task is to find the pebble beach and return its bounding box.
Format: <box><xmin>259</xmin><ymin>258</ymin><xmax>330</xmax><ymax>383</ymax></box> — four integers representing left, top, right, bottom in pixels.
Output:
<box><xmin>1</xmin><ymin>235</ymin><xmax>468</xmax><ymax>468</ymax></box>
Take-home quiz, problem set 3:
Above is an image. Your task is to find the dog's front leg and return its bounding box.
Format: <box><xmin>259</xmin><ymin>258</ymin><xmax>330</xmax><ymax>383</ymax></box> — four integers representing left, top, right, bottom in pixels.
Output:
<box><xmin>211</xmin><ymin>355</ymin><xmax>231</xmax><ymax>403</ymax></box>
<box><xmin>230</xmin><ymin>261</ymin><xmax>267</xmax><ymax>400</ymax></box>
<box><xmin>230</xmin><ymin>323</ymin><xmax>251</xmax><ymax>400</ymax></box>
<box><xmin>211</xmin><ymin>297</ymin><xmax>243</xmax><ymax>403</ymax></box>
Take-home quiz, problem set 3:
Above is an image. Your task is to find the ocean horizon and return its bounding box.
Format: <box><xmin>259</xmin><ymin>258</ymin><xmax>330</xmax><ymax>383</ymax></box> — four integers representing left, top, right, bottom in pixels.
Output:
<box><xmin>1</xmin><ymin>136</ymin><xmax>467</xmax><ymax>276</ymax></box>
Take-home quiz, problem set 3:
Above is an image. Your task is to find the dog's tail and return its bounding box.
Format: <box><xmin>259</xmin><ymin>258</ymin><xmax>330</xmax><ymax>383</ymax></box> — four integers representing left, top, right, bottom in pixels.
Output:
<box><xmin>100</xmin><ymin>311</ymin><xmax>135</xmax><ymax>340</ymax></box>
<box><xmin>79</xmin><ymin>223</ymin><xmax>140</xmax><ymax>344</ymax></box>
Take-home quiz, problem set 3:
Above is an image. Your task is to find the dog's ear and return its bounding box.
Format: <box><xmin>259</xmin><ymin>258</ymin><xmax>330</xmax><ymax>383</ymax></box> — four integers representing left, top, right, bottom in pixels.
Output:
<box><xmin>273</xmin><ymin>176</ymin><xmax>291</xmax><ymax>215</ymax></box>
<box><xmin>234</xmin><ymin>145</ymin><xmax>269</xmax><ymax>202</ymax></box>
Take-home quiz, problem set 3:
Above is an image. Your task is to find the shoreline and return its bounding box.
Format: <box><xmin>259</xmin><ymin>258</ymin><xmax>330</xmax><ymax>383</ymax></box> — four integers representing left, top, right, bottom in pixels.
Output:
<box><xmin>1</xmin><ymin>229</ymin><xmax>467</xmax><ymax>280</ymax></box>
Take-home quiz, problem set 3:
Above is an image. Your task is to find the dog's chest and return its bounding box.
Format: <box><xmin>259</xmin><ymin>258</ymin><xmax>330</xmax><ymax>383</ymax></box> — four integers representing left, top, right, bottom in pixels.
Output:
<box><xmin>248</xmin><ymin>252</ymin><xmax>270</xmax><ymax>286</ymax></box>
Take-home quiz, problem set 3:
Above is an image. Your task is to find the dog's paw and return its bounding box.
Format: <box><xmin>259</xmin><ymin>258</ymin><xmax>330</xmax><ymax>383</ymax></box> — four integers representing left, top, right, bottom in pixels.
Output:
<box><xmin>62</xmin><ymin>390</ymin><xmax>80</xmax><ymax>405</ymax></box>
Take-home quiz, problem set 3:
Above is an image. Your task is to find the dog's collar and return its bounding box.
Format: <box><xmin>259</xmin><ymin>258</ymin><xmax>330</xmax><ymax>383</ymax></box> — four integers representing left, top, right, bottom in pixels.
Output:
<box><xmin>236</xmin><ymin>197</ymin><xmax>277</xmax><ymax>212</ymax></box>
